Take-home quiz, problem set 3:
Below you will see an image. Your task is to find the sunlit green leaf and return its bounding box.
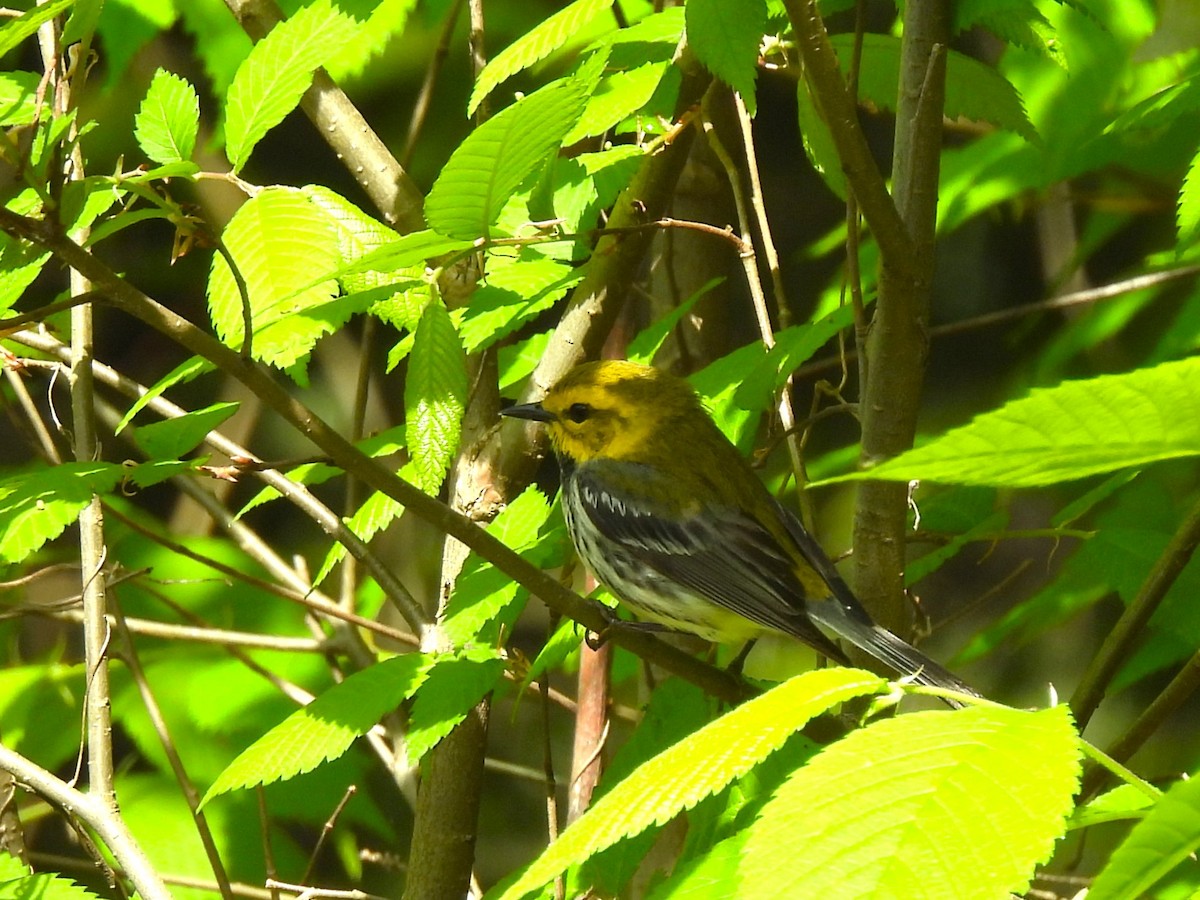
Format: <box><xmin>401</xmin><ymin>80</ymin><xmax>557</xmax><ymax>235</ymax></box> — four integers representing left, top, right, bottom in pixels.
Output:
<box><xmin>224</xmin><ymin>0</ymin><xmax>359</xmax><ymax>172</ymax></box>
<box><xmin>685</xmin><ymin>0</ymin><xmax>766</xmax><ymax>113</ymax></box>
<box><xmin>405</xmin><ymin>298</ymin><xmax>467</xmax><ymax>493</ymax></box>
<box><xmin>426</xmin><ymin>76</ymin><xmax>590</xmax><ymax>239</ymax></box>
<box><xmin>822</xmin><ymin>357</ymin><xmax>1200</xmax><ymax>488</ymax></box>
<box><xmin>469</xmin><ymin>0</ymin><xmax>614</xmax><ymax>116</ymax></box>
<box><xmin>135</xmin><ymin>69</ymin><xmax>200</xmax><ymax>164</ymax></box>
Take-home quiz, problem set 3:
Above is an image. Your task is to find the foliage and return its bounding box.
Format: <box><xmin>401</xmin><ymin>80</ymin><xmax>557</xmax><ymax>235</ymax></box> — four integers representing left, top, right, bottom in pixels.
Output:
<box><xmin>1</xmin><ymin>0</ymin><xmax>1199</xmax><ymax>898</ymax></box>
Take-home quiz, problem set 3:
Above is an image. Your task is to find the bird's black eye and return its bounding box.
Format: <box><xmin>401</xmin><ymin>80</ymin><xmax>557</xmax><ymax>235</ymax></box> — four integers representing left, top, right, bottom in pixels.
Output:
<box><xmin>565</xmin><ymin>402</ymin><xmax>592</xmax><ymax>423</ymax></box>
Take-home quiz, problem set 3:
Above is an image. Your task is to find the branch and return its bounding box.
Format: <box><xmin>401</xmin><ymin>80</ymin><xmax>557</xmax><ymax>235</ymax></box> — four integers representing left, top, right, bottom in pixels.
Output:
<box><xmin>0</xmin><ymin>742</ymin><xmax>171</xmax><ymax>900</ymax></box>
<box><xmin>781</xmin><ymin>0</ymin><xmax>913</xmax><ymax>269</ymax></box>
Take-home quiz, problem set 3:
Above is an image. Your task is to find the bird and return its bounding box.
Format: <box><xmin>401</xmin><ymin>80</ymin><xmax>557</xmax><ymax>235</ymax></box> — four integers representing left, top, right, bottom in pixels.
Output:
<box><xmin>501</xmin><ymin>359</ymin><xmax>978</xmax><ymax>700</ymax></box>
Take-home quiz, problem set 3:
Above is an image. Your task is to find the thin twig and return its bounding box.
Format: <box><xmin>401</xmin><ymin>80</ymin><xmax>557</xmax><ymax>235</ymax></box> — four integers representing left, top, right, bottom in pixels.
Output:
<box><xmin>701</xmin><ymin>89</ymin><xmax>810</xmax><ymax>517</ymax></box>
<box><xmin>9</xmin><ymin>327</ymin><xmax>431</xmax><ymax>641</ymax></box>
<box><xmin>110</xmin><ymin>602</ymin><xmax>235</xmax><ymax>900</ymax></box>
<box><xmin>401</xmin><ymin>0</ymin><xmax>466</xmax><ymax>168</ymax></box>
<box><xmin>1071</xmin><ymin>491</ymin><xmax>1200</xmax><ymax>729</ymax></box>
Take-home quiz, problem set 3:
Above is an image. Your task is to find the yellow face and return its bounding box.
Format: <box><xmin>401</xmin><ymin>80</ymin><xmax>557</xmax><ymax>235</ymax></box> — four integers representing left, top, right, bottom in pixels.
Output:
<box><xmin>503</xmin><ymin>361</ymin><xmax>694</xmax><ymax>463</ymax></box>
<box><xmin>538</xmin><ymin>380</ymin><xmax>652</xmax><ymax>462</ymax></box>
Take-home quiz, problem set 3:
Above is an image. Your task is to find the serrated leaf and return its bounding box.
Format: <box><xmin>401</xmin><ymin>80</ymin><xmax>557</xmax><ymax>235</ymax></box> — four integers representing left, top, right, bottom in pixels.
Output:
<box><xmin>201</xmin><ymin>653</ymin><xmax>435</xmax><ymax>805</ymax></box>
<box><xmin>133</xmin><ymin>401</ymin><xmax>239</xmax><ymax>459</ymax></box>
<box><xmin>0</xmin><ymin>71</ymin><xmax>44</xmax><ymax>127</ymax></box>
<box><xmin>821</xmin><ymin>357</ymin><xmax>1200</xmax><ymax>488</ymax></box>
<box><xmin>207</xmin><ymin>187</ymin><xmax>343</xmax><ymax>378</ymax></box>
<box><xmin>426</xmin><ymin>76</ymin><xmax>590</xmax><ymax>239</ymax></box>
<box><xmin>730</xmin><ymin>705</ymin><xmax>1079</xmax><ymax>899</ymax></box>
<box><xmin>442</xmin><ymin>486</ymin><xmax>556</xmax><ymax>646</ymax></box>
<box><xmin>300</xmin><ymin>184</ymin><xmax>408</xmax><ymax>295</ymax></box>
<box><xmin>406</xmin><ymin>650</ymin><xmax>506</xmax><ymax>762</ymax></box>
<box><xmin>0</xmin><ymin>868</ymin><xmax>102</xmax><ymax>900</ymax></box>
<box><xmin>325</xmin><ymin>0</ymin><xmax>418</xmax><ymax>82</ymax></box>
<box><xmin>115</xmin><ymin>357</ymin><xmax>214</xmax><ymax>434</ymax></box>
<box><xmin>405</xmin><ymin>300</ymin><xmax>467</xmax><ymax>494</ymax></box>
<box><xmin>1178</xmin><ymin>146</ymin><xmax>1200</xmax><ymax>249</ymax></box>
<box><xmin>469</xmin><ymin>0</ymin><xmax>614</xmax><ymax>117</ymax></box>
<box><xmin>134</xmin><ymin>68</ymin><xmax>200</xmax><ymax>165</ymax></box>
<box><xmin>459</xmin><ymin>257</ymin><xmax>581</xmax><ymax>353</ymax></box>
<box><xmin>562</xmin><ymin>60</ymin><xmax>672</xmax><ymax>145</ymax></box>
<box><xmin>829</xmin><ymin>33</ymin><xmax>1039</xmax><ymax>144</ymax></box>
<box><xmin>0</xmin><ymin>0</ymin><xmax>76</xmax><ymax>59</ymax></box>
<box><xmin>498</xmin><ymin>668</ymin><xmax>886</xmax><ymax>899</ymax></box>
<box><xmin>1088</xmin><ymin>773</ymin><xmax>1200</xmax><ymax>900</ymax></box>
<box><xmin>685</xmin><ymin>0</ymin><xmax>766</xmax><ymax>113</ymax></box>
<box><xmin>0</xmin><ymin>463</ymin><xmax>124</xmax><ymax>564</ymax></box>
<box><xmin>955</xmin><ymin>0</ymin><xmax>1067</xmax><ymax>68</ymax></box>
<box><xmin>224</xmin><ymin>0</ymin><xmax>359</xmax><ymax>172</ymax></box>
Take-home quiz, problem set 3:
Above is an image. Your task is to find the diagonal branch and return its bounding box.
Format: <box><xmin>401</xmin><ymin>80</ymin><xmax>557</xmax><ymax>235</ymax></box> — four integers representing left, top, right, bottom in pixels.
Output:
<box><xmin>781</xmin><ymin>0</ymin><xmax>913</xmax><ymax>270</ymax></box>
<box><xmin>0</xmin><ymin>207</ymin><xmax>747</xmax><ymax>705</ymax></box>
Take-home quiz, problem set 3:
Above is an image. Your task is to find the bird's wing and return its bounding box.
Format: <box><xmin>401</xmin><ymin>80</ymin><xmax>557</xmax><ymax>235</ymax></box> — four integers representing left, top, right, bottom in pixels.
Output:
<box><xmin>569</xmin><ymin>460</ymin><xmax>847</xmax><ymax>660</ymax></box>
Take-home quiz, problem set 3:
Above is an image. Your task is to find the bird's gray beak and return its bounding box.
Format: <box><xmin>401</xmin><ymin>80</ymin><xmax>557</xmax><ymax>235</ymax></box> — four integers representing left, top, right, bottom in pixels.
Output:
<box><xmin>500</xmin><ymin>402</ymin><xmax>555</xmax><ymax>423</ymax></box>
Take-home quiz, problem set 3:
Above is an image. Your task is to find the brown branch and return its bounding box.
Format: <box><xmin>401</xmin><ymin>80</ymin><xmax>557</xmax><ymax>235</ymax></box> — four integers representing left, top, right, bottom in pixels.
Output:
<box><xmin>850</xmin><ymin>1</ymin><xmax>949</xmax><ymax>633</ymax></box>
<box><xmin>781</xmin><ymin>0</ymin><xmax>913</xmax><ymax>269</ymax></box>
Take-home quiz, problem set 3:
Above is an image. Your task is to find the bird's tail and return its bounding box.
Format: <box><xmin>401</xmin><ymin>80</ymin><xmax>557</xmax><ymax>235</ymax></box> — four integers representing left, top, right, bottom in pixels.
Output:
<box><xmin>807</xmin><ymin>602</ymin><xmax>981</xmax><ymax>705</ymax></box>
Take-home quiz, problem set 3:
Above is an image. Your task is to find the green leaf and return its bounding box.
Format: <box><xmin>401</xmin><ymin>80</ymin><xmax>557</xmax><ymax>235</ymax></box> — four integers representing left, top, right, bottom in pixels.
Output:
<box><xmin>497</xmin><ymin>668</ymin><xmax>886</xmax><ymax>899</ymax></box>
<box><xmin>0</xmin><ymin>0</ymin><xmax>76</xmax><ymax>59</ymax></box>
<box><xmin>1179</xmin><ymin>145</ymin><xmax>1200</xmax><ymax>250</ymax></box>
<box><xmin>0</xmin><ymin>72</ymin><xmax>44</xmax><ymax>127</ymax></box>
<box><xmin>563</xmin><ymin>60</ymin><xmax>672</xmax><ymax>145</ymax></box>
<box><xmin>685</xmin><ymin>0</ymin><xmax>766</xmax><ymax>113</ymax></box>
<box><xmin>201</xmin><ymin>653</ymin><xmax>435</xmax><ymax>805</ymax></box>
<box><xmin>224</xmin><ymin>0</ymin><xmax>359</xmax><ymax>172</ymax></box>
<box><xmin>0</xmin><ymin>862</ymin><xmax>102</xmax><ymax>900</ymax></box>
<box><xmin>821</xmin><ymin>357</ymin><xmax>1200</xmax><ymax>488</ymax></box>
<box><xmin>0</xmin><ymin>463</ymin><xmax>124</xmax><ymax>564</ymax></box>
<box><xmin>829</xmin><ymin>33</ymin><xmax>1039</xmax><ymax>144</ymax></box>
<box><xmin>405</xmin><ymin>299</ymin><xmax>468</xmax><ymax>494</ymax></box>
<box><xmin>468</xmin><ymin>0</ymin><xmax>614</xmax><ymax>117</ymax></box>
<box><xmin>406</xmin><ymin>650</ymin><xmax>507</xmax><ymax>762</ymax></box>
<box><xmin>1089</xmin><ymin>773</ymin><xmax>1200</xmax><ymax>900</ymax></box>
<box><xmin>459</xmin><ymin>257</ymin><xmax>581</xmax><ymax>353</ymax></box>
<box><xmin>426</xmin><ymin>76</ymin><xmax>590</xmax><ymax>239</ymax></box>
<box><xmin>713</xmin><ymin>705</ymin><xmax>1080</xmax><ymax>899</ymax></box>
<box><xmin>627</xmin><ymin>277</ymin><xmax>721</xmax><ymax>365</ymax></box>
<box><xmin>797</xmin><ymin>67</ymin><xmax>846</xmax><ymax>198</ymax></box>
<box><xmin>324</xmin><ymin>0</ymin><xmax>418</xmax><ymax>82</ymax></box>
<box><xmin>133</xmin><ymin>402</ymin><xmax>240</xmax><ymax>460</ymax></box>
<box><xmin>207</xmin><ymin>187</ymin><xmax>344</xmax><ymax>379</ymax></box>
<box><xmin>300</xmin><ymin>184</ymin><xmax>406</xmax><ymax>294</ymax></box>
<box><xmin>115</xmin><ymin>357</ymin><xmax>215</xmax><ymax>434</ymax></box>
<box><xmin>1070</xmin><ymin>784</ymin><xmax>1155</xmax><ymax>831</ymax></box>
<box><xmin>134</xmin><ymin>68</ymin><xmax>200</xmax><ymax>165</ymax></box>
<box><xmin>442</xmin><ymin>486</ymin><xmax>556</xmax><ymax>646</ymax></box>
<box><xmin>955</xmin><ymin>0</ymin><xmax>1067</xmax><ymax>68</ymax></box>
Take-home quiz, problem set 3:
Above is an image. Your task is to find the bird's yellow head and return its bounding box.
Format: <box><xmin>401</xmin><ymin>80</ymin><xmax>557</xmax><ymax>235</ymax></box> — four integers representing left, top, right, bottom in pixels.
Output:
<box><xmin>501</xmin><ymin>361</ymin><xmax>707</xmax><ymax>463</ymax></box>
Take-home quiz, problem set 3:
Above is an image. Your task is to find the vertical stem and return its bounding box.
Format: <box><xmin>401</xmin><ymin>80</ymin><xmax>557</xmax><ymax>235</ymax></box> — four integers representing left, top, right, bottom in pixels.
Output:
<box><xmin>37</xmin><ymin>5</ymin><xmax>116</xmax><ymax>810</ymax></box>
<box><xmin>850</xmin><ymin>1</ymin><xmax>949</xmax><ymax>632</ymax></box>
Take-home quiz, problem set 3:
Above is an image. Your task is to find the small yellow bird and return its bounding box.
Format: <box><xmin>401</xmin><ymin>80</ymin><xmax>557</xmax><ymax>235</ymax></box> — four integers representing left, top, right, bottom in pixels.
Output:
<box><xmin>503</xmin><ymin>360</ymin><xmax>977</xmax><ymax>698</ymax></box>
